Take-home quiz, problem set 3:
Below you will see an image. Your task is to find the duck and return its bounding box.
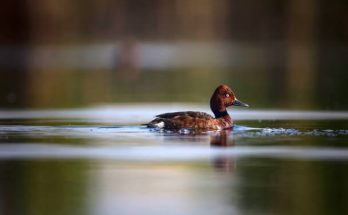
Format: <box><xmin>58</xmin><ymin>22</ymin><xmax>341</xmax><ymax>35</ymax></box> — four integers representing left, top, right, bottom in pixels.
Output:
<box><xmin>145</xmin><ymin>84</ymin><xmax>249</xmax><ymax>130</ymax></box>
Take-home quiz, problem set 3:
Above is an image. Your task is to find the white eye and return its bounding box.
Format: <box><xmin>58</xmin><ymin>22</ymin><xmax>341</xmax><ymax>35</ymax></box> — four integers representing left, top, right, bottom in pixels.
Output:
<box><xmin>225</xmin><ymin>93</ymin><xmax>230</xmax><ymax>97</ymax></box>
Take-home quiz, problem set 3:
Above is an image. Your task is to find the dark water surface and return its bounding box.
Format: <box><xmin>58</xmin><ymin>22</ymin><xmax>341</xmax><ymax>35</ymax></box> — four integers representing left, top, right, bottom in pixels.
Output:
<box><xmin>0</xmin><ymin>106</ymin><xmax>348</xmax><ymax>215</ymax></box>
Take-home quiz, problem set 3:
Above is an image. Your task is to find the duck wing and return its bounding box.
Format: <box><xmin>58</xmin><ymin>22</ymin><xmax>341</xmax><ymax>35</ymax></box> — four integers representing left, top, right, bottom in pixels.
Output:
<box><xmin>156</xmin><ymin>111</ymin><xmax>213</xmax><ymax>119</ymax></box>
<box><xmin>145</xmin><ymin>111</ymin><xmax>215</xmax><ymax>129</ymax></box>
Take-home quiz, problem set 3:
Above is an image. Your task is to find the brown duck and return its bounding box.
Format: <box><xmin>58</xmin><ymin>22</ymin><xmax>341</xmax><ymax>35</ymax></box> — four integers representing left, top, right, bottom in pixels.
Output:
<box><xmin>145</xmin><ymin>84</ymin><xmax>249</xmax><ymax>130</ymax></box>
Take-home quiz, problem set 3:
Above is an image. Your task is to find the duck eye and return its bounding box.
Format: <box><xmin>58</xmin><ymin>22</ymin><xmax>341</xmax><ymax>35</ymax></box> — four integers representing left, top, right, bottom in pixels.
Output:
<box><xmin>225</xmin><ymin>93</ymin><xmax>230</xmax><ymax>97</ymax></box>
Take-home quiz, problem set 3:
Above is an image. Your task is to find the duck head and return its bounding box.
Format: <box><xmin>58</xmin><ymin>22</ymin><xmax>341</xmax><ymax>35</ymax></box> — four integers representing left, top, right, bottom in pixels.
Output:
<box><xmin>210</xmin><ymin>84</ymin><xmax>249</xmax><ymax>118</ymax></box>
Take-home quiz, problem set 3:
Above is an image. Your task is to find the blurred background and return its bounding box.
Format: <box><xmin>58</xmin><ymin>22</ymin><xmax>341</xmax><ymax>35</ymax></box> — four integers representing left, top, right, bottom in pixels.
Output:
<box><xmin>0</xmin><ymin>0</ymin><xmax>347</xmax><ymax>110</ymax></box>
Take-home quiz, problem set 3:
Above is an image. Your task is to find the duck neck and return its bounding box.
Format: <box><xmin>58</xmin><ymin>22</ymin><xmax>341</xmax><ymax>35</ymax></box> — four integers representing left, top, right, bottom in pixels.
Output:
<box><xmin>213</xmin><ymin>110</ymin><xmax>229</xmax><ymax>118</ymax></box>
<box><xmin>210</xmin><ymin>94</ymin><xmax>229</xmax><ymax>119</ymax></box>
<box><xmin>211</xmin><ymin>104</ymin><xmax>230</xmax><ymax>119</ymax></box>
<box><xmin>213</xmin><ymin>108</ymin><xmax>232</xmax><ymax>128</ymax></box>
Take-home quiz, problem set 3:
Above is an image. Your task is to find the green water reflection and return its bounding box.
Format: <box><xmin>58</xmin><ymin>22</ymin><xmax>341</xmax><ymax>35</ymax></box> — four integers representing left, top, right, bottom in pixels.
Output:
<box><xmin>0</xmin><ymin>117</ymin><xmax>347</xmax><ymax>215</ymax></box>
<box><xmin>1</xmin><ymin>158</ymin><xmax>347</xmax><ymax>215</ymax></box>
<box><xmin>236</xmin><ymin>159</ymin><xmax>348</xmax><ymax>215</ymax></box>
<box><xmin>0</xmin><ymin>160</ymin><xmax>89</xmax><ymax>215</ymax></box>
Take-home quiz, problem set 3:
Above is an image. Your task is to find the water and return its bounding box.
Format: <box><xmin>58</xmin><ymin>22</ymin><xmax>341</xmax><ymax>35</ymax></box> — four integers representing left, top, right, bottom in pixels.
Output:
<box><xmin>0</xmin><ymin>105</ymin><xmax>348</xmax><ymax>215</ymax></box>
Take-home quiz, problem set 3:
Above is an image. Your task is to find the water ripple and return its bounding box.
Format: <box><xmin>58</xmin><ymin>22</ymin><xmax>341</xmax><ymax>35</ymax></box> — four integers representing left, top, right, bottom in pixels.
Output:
<box><xmin>0</xmin><ymin>125</ymin><xmax>348</xmax><ymax>137</ymax></box>
<box><xmin>0</xmin><ymin>143</ymin><xmax>348</xmax><ymax>161</ymax></box>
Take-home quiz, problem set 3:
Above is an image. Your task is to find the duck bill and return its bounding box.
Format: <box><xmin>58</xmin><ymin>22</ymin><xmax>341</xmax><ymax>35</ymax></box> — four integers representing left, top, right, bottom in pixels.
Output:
<box><xmin>232</xmin><ymin>99</ymin><xmax>249</xmax><ymax>107</ymax></box>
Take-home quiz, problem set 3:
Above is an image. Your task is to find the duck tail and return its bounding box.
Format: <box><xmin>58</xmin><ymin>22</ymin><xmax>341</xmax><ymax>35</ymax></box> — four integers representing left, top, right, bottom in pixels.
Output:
<box><xmin>142</xmin><ymin>119</ymin><xmax>166</xmax><ymax>128</ymax></box>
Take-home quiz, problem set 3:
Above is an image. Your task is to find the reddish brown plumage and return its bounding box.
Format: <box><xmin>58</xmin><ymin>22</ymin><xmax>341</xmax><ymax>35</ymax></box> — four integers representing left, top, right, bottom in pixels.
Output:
<box><xmin>146</xmin><ymin>84</ymin><xmax>248</xmax><ymax>130</ymax></box>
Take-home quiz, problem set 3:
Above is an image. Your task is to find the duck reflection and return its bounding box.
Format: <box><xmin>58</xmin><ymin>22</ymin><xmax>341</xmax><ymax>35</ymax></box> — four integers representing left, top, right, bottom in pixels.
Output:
<box><xmin>210</xmin><ymin>129</ymin><xmax>236</xmax><ymax>172</ymax></box>
<box><xmin>210</xmin><ymin>129</ymin><xmax>234</xmax><ymax>147</ymax></box>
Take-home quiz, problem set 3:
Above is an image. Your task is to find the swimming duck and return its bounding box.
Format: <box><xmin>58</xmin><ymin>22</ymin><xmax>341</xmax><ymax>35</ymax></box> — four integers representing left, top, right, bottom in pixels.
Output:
<box><xmin>145</xmin><ymin>84</ymin><xmax>249</xmax><ymax>130</ymax></box>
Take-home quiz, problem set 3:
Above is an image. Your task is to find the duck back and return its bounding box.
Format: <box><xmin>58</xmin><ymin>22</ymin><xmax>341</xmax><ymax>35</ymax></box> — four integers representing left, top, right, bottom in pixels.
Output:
<box><xmin>146</xmin><ymin>111</ymin><xmax>215</xmax><ymax>129</ymax></box>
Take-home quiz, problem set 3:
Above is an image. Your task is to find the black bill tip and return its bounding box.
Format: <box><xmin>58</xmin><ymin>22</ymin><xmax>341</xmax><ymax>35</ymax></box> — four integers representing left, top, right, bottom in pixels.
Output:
<box><xmin>233</xmin><ymin>99</ymin><xmax>249</xmax><ymax>107</ymax></box>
